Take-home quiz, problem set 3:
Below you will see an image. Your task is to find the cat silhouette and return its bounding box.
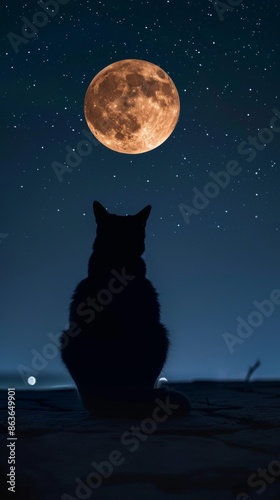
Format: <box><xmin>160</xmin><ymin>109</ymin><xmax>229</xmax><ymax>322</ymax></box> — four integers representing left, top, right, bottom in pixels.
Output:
<box><xmin>60</xmin><ymin>201</ymin><xmax>190</xmax><ymax>417</ymax></box>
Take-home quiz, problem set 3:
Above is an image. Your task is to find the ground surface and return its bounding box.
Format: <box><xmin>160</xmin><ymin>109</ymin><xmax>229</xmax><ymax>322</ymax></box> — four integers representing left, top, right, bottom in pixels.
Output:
<box><xmin>0</xmin><ymin>381</ymin><xmax>280</xmax><ymax>500</ymax></box>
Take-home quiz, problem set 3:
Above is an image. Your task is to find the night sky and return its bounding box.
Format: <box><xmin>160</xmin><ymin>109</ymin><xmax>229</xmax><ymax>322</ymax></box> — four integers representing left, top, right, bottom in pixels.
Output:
<box><xmin>1</xmin><ymin>0</ymin><xmax>280</xmax><ymax>387</ymax></box>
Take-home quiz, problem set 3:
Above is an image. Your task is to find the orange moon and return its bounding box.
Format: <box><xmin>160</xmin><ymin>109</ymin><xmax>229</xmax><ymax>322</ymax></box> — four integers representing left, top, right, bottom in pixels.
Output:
<box><xmin>84</xmin><ymin>59</ymin><xmax>180</xmax><ymax>154</ymax></box>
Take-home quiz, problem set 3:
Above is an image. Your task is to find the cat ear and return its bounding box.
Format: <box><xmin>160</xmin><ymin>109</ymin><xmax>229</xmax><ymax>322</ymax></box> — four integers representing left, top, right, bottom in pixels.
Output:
<box><xmin>93</xmin><ymin>201</ymin><xmax>109</xmax><ymax>224</ymax></box>
<box><xmin>135</xmin><ymin>205</ymin><xmax>151</xmax><ymax>224</ymax></box>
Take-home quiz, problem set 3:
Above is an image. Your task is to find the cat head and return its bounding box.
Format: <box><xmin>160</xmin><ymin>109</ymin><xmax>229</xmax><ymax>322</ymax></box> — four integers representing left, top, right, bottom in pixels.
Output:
<box><xmin>93</xmin><ymin>201</ymin><xmax>151</xmax><ymax>260</ymax></box>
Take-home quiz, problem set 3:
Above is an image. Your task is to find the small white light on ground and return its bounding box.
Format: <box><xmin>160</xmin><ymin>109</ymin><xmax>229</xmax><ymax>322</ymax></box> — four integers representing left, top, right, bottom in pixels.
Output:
<box><xmin>27</xmin><ymin>376</ymin><xmax>36</xmax><ymax>386</ymax></box>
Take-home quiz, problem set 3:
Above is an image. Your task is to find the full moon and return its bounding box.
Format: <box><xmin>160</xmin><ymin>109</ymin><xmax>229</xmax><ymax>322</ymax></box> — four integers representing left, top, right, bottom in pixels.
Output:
<box><xmin>84</xmin><ymin>59</ymin><xmax>180</xmax><ymax>154</ymax></box>
<box><xmin>27</xmin><ymin>376</ymin><xmax>36</xmax><ymax>386</ymax></box>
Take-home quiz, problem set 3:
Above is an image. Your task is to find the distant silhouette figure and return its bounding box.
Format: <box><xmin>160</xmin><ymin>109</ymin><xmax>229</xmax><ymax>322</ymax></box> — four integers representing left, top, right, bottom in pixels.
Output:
<box><xmin>245</xmin><ymin>359</ymin><xmax>261</xmax><ymax>382</ymax></box>
<box><xmin>60</xmin><ymin>201</ymin><xmax>190</xmax><ymax>417</ymax></box>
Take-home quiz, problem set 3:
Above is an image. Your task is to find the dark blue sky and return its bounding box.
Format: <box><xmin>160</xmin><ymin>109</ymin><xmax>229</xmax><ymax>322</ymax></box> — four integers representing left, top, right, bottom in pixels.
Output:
<box><xmin>1</xmin><ymin>0</ymin><xmax>280</xmax><ymax>387</ymax></box>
